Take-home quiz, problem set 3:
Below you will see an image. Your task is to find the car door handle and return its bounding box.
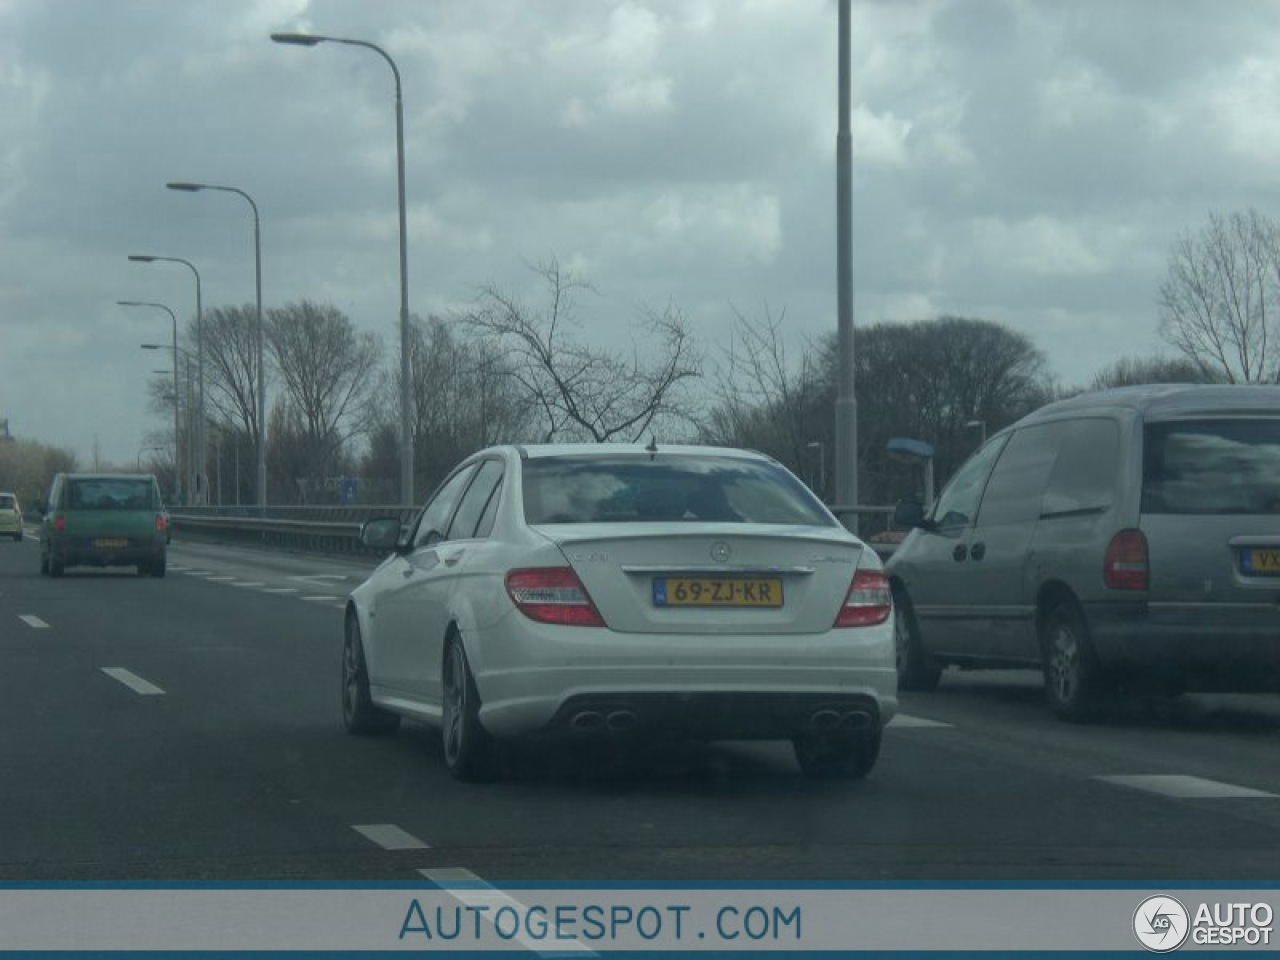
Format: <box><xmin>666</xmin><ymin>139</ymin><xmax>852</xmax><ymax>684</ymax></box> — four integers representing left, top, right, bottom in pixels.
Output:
<box><xmin>970</xmin><ymin>541</ymin><xmax>986</xmax><ymax>561</ymax></box>
<box><xmin>443</xmin><ymin>550</ymin><xmax>464</xmax><ymax>567</ymax></box>
<box><xmin>952</xmin><ymin>544</ymin><xmax>967</xmax><ymax>562</ymax></box>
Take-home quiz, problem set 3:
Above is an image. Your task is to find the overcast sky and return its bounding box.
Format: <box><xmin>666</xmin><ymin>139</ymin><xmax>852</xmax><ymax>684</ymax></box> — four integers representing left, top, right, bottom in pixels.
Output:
<box><xmin>4</xmin><ymin>0</ymin><xmax>1280</xmax><ymax>464</ymax></box>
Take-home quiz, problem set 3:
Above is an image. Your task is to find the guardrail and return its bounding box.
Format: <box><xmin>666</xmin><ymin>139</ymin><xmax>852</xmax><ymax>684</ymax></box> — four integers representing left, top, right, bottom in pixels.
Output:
<box><xmin>169</xmin><ymin>505</ymin><xmax>417</xmax><ymax>558</ymax></box>
<box><xmin>170</xmin><ymin>503</ymin><xmax>905</xmax><ymax>561</ymax></box>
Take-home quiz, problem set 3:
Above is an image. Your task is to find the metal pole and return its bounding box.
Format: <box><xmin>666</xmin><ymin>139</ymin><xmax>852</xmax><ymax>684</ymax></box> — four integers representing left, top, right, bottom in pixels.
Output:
<box><xmin>394</xmin><ymin>69</ymin><xmax>414</xmax><ymax>508</ymax></box>
<box><xmin>193</xmin><ymin>268</ymin><xmax>204</xmax><ymax>504</ymax></box>
<box><xmin>235</xmin><ymin>442</ymin><xmax>241</xmax><ymax>507</ymax></box>
<box><xmin>834</xmin><ymin>0</ymin><xmax>858</xmax><ymax>516</ymax></box>
<box><xmin>252</xmin><ymin>205</ymin><xmax>265</xmax><ymax>511</ymax></box>
<box><xmin>215</xmin><ymin>434</ymin><xmax>222</xmax><ymax>506</ymax></box>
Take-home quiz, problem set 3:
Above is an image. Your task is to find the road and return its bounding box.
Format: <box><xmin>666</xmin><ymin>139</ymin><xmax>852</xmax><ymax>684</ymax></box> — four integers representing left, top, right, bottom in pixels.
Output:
<box><xmin>2</xmin><ymin>528</ymin><xmax>1279</xmax><ymax>884</ymax></box>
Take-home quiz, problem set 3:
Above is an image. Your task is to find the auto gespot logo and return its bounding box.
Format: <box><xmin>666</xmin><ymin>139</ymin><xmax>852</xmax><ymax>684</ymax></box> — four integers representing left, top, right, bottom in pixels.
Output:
<box><xmin>1134</xmin><ymin>895</ymin><xmax>1275</xmax><ymax>951</ymax></box>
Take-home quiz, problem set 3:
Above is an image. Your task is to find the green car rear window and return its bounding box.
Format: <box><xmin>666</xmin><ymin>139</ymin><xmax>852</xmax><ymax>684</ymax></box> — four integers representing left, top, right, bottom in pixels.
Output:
<box><xmin>66</xmin><ymin>479</ymin><xmax>158</xmax><ymax>511</ymax></box>
<box><xmin>0</xmin><ymin>495</ymin><xmax>15</xmax><ymax>510</ymax></box>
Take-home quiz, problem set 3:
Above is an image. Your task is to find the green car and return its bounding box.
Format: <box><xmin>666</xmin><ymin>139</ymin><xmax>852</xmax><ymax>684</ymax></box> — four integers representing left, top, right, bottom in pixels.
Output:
<box><xmin>39</xmin><ymin>474</ymin><xmax>168</xmax><ymax>578</ymax></box>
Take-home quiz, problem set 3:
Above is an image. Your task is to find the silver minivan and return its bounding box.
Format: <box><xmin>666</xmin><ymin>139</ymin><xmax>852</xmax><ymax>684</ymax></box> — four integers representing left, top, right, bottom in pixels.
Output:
<box><xmin>887</xmin><ymin>384</ymin><xmax>1280</xmax><ymax>719</ymax></box>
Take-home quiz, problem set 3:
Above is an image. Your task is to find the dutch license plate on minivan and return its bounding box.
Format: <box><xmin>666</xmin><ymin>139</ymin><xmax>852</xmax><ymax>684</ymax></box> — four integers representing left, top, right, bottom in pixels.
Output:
<box><xmin>94</xmin><ymin>538</ymin><xmax>127</xmax><ymax>548</ymax></box>
<box><xmin>653</xmin><ymin>577</ymin><xmax>783</xmax><ymax>608</ymax></box>
<box><xmin>1244</xmin><ymin>549</ymin><xmax>1280</xmax><ymax>575</ymax></box>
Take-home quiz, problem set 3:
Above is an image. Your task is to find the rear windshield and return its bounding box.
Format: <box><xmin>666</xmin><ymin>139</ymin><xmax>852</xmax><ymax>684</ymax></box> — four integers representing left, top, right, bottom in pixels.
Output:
<box><xmin>1142</xmin><ymin>419</ymin><xmax>1280</xmax><ymax>515</ymax></box>
<box><xmin>0</xmin><ymin>495</ymin><xmax>14</xmax><ymax>510</ymax></box>
<box><xmin>522</xmin><ymin>455</ymin><xmax>833</xmax><ymax>526</ymax></box>
<box><xmin>66</xmin><ymin>479</ymin><xmax>158</xmax><ymax>512</ymax></box>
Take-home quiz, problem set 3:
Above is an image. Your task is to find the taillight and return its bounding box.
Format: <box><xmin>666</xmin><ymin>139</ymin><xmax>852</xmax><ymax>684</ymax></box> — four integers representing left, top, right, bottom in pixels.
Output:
<box><xmin>1104</xmin><ymin>528</ymin><xmax>1148</xmax><ymax>591</ymax></box>
<box><xmin>834</xmin><ymin>568</ymin><xmax>892</xmax><ymax>627</ymax></box>
<box><xmin>505</xmin><ymin>567</ymin><xmax>606</xmax><ymax>627</ymax></box>
<box><xmin>53</xmin><ymin>516</ymin><xmax>66</xmax><ymax>533</ymax></box>
<box><xmin>155</xmin><ymin>515</ymin><xmax>168</xmax><ymax>532</ymax></box>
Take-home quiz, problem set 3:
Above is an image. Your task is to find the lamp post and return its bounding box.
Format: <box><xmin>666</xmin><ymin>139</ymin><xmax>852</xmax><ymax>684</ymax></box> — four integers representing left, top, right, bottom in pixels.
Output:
<box><xmin>833</xmin><ymin>0</ymin><xmax>858</xmax><ymax>517</ymax></box>
<box><xmin>128</xmin><ymin>254</ymin><xmax>204</xmax><ymax>503</ymax></box>
<box><xmin>271</xmin><ymin>30</ymin><xmax>414</xmax><ymax>507</ymax></box>
<box><xmin>121</xmin><ymin>301</ymin><xmax>181</xmax><ymax>499</ymax></box>
<box><xmin>166</xmin><ymin>181</ymin><xmax>266</xmax><ymax>510</ymax></box>
<box><xmin>142</xmin><ymin>340</ymin><xmax>197</xmax><ymax>500</ymax></box>
<box><xmin>806</xmin><ymin>441</ymin><xmax>825</xmax><ymax>500</ymax></box>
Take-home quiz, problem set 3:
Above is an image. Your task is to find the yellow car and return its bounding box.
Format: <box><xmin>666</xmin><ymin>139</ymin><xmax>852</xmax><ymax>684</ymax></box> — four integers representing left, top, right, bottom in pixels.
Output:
<box><xmin>0</xmin><ymin>492</ymin><xmax>22</xmax><ymax>541</ymax></box>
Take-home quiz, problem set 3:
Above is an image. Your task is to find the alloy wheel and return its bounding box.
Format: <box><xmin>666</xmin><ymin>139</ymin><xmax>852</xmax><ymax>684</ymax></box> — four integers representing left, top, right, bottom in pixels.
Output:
<box><xmin>443</xmin><ymin>644</ymin><xmax>466</xmax><ymax>767</ymax></box>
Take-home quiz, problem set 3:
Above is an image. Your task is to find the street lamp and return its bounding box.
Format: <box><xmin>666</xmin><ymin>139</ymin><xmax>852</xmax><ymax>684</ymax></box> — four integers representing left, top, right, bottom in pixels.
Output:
<box><xmin>166</xmin><ymin>181</ymin><xmax>266</xmax><ymax>510</ymax></box>
<box><xmin>272</xmin><ymin>30</ymin><xmax>414</xmax><ymax>507</ymax></box>
<box><xmin>120</xmin><ymin>300</ymin><xmax>182</xmax><ymax>499</ymax></box>
<box><xmin>129</xmin><ymin>254</ymin><xmax>204</xmax><ymax>503</ymax></box>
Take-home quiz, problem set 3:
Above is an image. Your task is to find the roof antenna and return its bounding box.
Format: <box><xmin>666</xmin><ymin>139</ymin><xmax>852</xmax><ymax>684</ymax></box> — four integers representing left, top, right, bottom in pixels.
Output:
<box><xmin>645</xmin><ymin>434</ymin><xmax>659</xmax><ymax>459</ymax></box>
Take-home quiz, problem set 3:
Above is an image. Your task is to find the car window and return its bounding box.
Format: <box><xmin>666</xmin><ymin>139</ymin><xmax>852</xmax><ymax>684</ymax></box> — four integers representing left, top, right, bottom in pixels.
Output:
<box><xmin>446</xmin><ymin>460</ymin><xmax>504</xmax><ymax>540</ymax></box>
<box><xmin>66</xmin><ymin>478</ymin><xmax>157</xmax><ymax>511</ymax></box>
<box><xmin>0</xmin><ymin>495</ymin><xmax>14</xmax><ymax>510</ymax></box>
<box><xmin>931</xmin><ymin>435</ymin><xmax>1008</xmax><ymax>530</ymax></box>
<box><xmin>1142</xmin><ymin>418</ymin><xmax>1280</xmax><ymax>515</ymax></box>
<box><xmin>521</xmin><ymin>455</ymin><xmax>833</xmax><ymax>526</ymax></box>
<box><xmin>1041</xmin><ymin>419</ymin><xmax>1120</xmax><ymax>517</ymax></box>
<box><xmin>412</xmin><ymin>464</ymin><xmax>479</xmax><ymax>548</ymax></box>
<box><xmin>473</xmin><ymin>480</ymin><xmax>503</xmax><ymax>540</ymax></box>
<box><xmin>975</xmin><ymin>423</ymin><xmax>1063</xmax><ymax>527</ymax></box>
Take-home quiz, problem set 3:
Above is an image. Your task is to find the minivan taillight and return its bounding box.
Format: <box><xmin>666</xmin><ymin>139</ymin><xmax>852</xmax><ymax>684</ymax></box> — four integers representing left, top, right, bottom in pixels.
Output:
<box><xmin>505</xmin><ymin>567</ymin><xmax>606</xmax><ymax>627</ymax></box>
<box><xmin>834</xmin><ymin>568</ymin><xmax>892</xmax><ymax>627</ymax></box>
<box><xmin>1104</xmin><ymin>529</ymin><xmax>1148</xmax><ymax>591</ymax></box>
<box><xmin>53</xmin><ymin>516</ymin><xmax>66</xmax><ymax>533</ymax></box>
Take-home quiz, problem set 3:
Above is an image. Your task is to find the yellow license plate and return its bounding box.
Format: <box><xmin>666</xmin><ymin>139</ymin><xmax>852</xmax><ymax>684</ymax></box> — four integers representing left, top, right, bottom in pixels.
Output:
<box><xmin>1248</xmin><ymin>549</ymin><xmax>1280</xmax><ymax>573</ymax></box>
<box><xmin>94</xmin><ymin>538</ymin><xmax>128</xmax><ymax>548</ymax></box>
<box><xmin>654</xmin><ymin>577</ymin><xmax>783</xmax><ymax>608</ymax></box>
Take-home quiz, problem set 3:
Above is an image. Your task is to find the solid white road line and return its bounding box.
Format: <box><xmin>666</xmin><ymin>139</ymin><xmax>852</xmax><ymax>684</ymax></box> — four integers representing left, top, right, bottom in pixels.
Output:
<box><xmin>100</xmin><ymin>667</ymin><xmax>165</xmax><ymax>696</ymax></box>
<box><xmin>1097</xmin><ymin>774</ymin><xmax>1277</xmax><ymax>799</ymax></box>
<box><xmin>183</xmin><ymin>571</ymin><xmax>214</xmax><ymax>577</ymax></box>
<box><xmin>261</xmin><ymin>587</ymin><xmax>299</xmax><ymax>594</ymax></box>
<box><xmin>888</xmin><ymin>713</ymin><xmax>952</xmax><ymax>729</ymax></box>
<box><xmin>18</xmin><ymin>615</ymin><xmax>50</xmax><ymax>629</ymax></box>
<box><xmin>302</xmin><ymin>595</ymin><xmax>338</xmax><ymax>602</ymax></box>
<box><xmin>231</xmin><ymin>581</ymin><xmax>266</xmax><ymax>588</ymax></box>
<box><xmin>350</xmin><ymin>824</ymin><xmax>429</xmax><ymax>851</ymax></box>
<box><xmin>419</xmin><ymin>868</ymin><xmax>596</xmax><ymax>956</ymax></box>
<box><xmin>205</xmin><ymin>576</ymin><xmax>237</xmax><ymax>582</ymax></box>
<box><xmin>168</xmin><ymin>565</ymin><xmax>190</xmax><ymax>571</ymax></box>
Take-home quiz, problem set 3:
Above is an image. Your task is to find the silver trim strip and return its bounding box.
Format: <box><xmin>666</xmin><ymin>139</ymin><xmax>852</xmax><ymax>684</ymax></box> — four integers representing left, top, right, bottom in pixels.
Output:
<box><xmin>620</xmin><ymin>565</ymin><xmax>816</xmax><ymax>575</ymax></box>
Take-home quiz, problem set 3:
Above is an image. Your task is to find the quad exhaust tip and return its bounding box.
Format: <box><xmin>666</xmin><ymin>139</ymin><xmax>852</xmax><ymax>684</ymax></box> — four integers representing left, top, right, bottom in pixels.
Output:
<box><xmin>569</xmin><ymin>710</ymin><xmax>605</xmax><ymax>731</ymax></box>
<box><xmin>810</xmin><ymin>708</ymin><xmax>874</xmax><ymax>731</ymax></box>
<box><xmin>606</xmin><ymin>710</ymin><xmax>638</xmax><ymax>732</ymax></box>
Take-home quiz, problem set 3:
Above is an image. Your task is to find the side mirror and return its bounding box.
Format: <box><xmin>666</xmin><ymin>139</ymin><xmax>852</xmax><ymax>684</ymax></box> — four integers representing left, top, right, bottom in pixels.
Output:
<box><xmin>892</xmin><ymin>499</ymin><xmax>926</xmax><ymax>530</ymax></box>
<box><xmin>359</xmin><ymin>517</ymin><xmax>404</xmax><ymax>551</ymax></box>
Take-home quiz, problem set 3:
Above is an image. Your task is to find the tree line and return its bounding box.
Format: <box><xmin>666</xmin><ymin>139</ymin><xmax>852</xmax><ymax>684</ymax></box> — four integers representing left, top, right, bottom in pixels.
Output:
<box><xmin>120</xmin><ymin>206</ymin><xmax>1276</xmax><ymax>509</ymax></box>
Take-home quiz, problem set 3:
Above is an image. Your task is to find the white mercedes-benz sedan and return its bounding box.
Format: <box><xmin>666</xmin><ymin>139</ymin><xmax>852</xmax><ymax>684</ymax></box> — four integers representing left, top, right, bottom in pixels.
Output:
<box><xmin>344</xmin><ymin>444</ymin><xmax>897</xmax><ymax>781</ymax></box>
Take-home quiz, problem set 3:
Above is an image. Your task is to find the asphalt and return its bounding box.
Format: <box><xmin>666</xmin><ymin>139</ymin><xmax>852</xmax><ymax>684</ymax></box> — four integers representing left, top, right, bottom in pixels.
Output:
<box><xmin>1</xmin><ymin>528</ymin><xmax>1279</xmax><ymax>883</ymax></box>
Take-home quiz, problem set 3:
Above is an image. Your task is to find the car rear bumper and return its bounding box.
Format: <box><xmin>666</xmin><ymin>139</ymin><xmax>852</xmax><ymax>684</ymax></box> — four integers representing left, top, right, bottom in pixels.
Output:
<box><xmin>0</xmin><ymin>516</ymin><xmax>21</xmax><ymax>534</ymax></box>
<box><xmin>470</xmin><ymin>616</ymin><xmax>898</xmax><ymax>738</ymax></box>
<box><xmin>1085</xmin><ymin>601</ymin><xmax>1280</xmax><ymax>690</ymax></box>
<box><xmin>51</xmin><ymin>537</ymin><xmax>165</xmax><ymax>568</ymax></box>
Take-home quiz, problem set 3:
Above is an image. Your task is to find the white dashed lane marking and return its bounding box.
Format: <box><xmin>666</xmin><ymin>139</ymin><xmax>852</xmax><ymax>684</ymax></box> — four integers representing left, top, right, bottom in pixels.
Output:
<box><xmin>231</xmin><ymin>581</ymin><xmax>265</xmax><ymax>588</ymax></box>
<box><xmin>261</xmin><ymin>587</ymin><xmax>299</xmax><ymax>594</ymax></box>
<box><xmin>1096</xmin><ymin>774</ymin><xmax>1278</xmax><ymax>799</ymax></box>
<box><xmin>205</xmin><ymin>576</ymin><xmax>237</xmax><ymax>582</ymax></box>
<box><xmin>888</xmin><ymin>713</ymin><xmax>952</xmax><ymax>729</ymax></box>
<box><xmin>419</xmin><ymin>868</ymin><xmax>596</xmax><ymax>956</ymax></box>
<box><xmin>351</xmin><ymin>824</ymin><xmax>429</xmax><ymax>851</ymax></box>
<box><xmin>18</xmin><ymin>615</ymin><xmax>50</xmax><ymax>629</ymax></box>
<box><xmin>168</xmin><ymin>565</ymin><xmax>190</xmax><ymax>571</ymax></box>
<box><xmin>302</xmin><ymin>595</ymin><xmax>339</xmax><ymax>603</ymax></box>
<box><xmin>101</xmin><ymin>667</ymin><xmax>165</xmax><ymax>696</ymax></box>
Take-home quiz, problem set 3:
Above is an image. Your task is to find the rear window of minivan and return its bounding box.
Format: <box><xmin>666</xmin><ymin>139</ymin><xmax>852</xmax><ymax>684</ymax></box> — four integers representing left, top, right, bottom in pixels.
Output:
<box><xmin>1142</xmin><ymin>419</ymin><xmax>1280</xmax><ymax>515</ymax></box>
<box><xmin>0</xmin><ymin>495</ymin><xmax>15</xmax><ymax>510</ymax></box>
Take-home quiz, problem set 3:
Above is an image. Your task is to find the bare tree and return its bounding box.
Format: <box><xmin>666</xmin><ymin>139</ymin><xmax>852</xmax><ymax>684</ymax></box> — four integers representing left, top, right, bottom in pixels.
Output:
<box><xmin>1158</xmin><ymin>209</ymin><xmax>1280</xmax><ymax>383</ymax></box>
<box><xmin>194</xmin><ymin>305</ymin><xmax>265</xmax><ymax>449</ymax></box>
<box><xmin>1090</xmin><ymin>354</ymin><xmax>1219</xmax><ymax>390</ymax></box>
<box><xmin>463</xmin><ymin>260</ymin><xmax>701</xmax><ymax>443</ymax></box>
<box><xmin>267</xmin><ymin>299</ymin><xmax>381</xmax><ymax>480</ymax></box>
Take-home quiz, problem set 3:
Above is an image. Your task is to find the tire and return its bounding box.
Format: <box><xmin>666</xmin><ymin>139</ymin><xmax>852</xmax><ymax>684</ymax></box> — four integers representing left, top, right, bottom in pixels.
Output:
<box><xmin>12</xmin><ymin>532</ymin><xmax>21</xmax><ymax>542</ymax></box>
<box><xmin>341</xmin><ymin>613</ymin><xmax>401</xmax><ymax>736</ymax></box>
<box><xmin>151</xmin><ymin>555</ymin><xmax>166</xmax><ymax>579</ymax></box>
<box><xmin>39</xmin><ymin>552</ymin><xmax>48</xmax><ymax>575</ymax></box>
<box><xmin>793</xmin><ymin>726</ymin><xmax>882</xmax><ymax>780</ymax></box>
<box><xmin>136</xmin><ymin>564</ymin><xmax>149</xmax><ymax>577</ymax></box>
<box><xmin>1041</xmin><ymin>600</ymin><xmax>1106</xmax><ymax>721</ymax></box>
<box><xmin>893</xmin><ymin>587</ymin><xmax>942</xmax><ymax>692</ymax></box>
<box><xmin>441</xmin><ymin>636</ymin><xmax>499</xmax><ymax>782</ymax></box>
<box><xmin>50</xmin><ymin>556</ymin><xmax>65</xmax><ymax>578</ymax></box>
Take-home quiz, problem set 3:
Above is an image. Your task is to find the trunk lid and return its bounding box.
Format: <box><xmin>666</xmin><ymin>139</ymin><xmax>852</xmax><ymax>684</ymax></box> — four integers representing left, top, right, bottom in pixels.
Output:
<box><xmin>533</xmin><ymin>522</ymin><xmax>863</xmax><ymax>634</ymax></box>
